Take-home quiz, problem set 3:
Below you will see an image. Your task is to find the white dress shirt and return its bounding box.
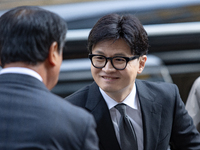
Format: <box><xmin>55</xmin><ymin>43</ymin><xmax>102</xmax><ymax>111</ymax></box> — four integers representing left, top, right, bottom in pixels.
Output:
<box><xmin>100</xmin><ymin>84</ymin><xmax>144</xmax><ymax>150</ymax></box>
<box><xmin>0</xmin><ymin>67</ymin><xmax>43</xmax><ymax>82</ymax></box>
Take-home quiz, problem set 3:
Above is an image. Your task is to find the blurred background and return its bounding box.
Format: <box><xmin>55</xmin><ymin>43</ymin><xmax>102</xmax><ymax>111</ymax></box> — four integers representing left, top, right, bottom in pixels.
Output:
<box><xmin>0</xmin><ymin>0</ymin><xmax>85</xmax><ymax>10</ymax></box>
<box><xmin>0</xmin><ymin>0</ymin><xmax>200</xmax><ymax>104</ymax></box>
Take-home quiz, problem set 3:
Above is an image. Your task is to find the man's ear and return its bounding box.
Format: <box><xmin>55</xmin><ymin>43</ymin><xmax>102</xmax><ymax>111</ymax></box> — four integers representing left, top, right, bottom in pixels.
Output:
<box><xmin>137</xmin><ymin>55</ymin><xmax>147</xmax><ymax>74</ymax></box>
<box><xmin>48</xmin><ymin>42</ymin><xmax>59</xmax><ymax>66</ymax></box>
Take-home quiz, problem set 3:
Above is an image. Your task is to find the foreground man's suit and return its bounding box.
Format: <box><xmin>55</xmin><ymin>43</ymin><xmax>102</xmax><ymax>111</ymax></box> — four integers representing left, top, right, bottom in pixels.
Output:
<box><xmin>0</xmin><ymin>73</ymin><xmax>98</xmax><ymax>150</ymax></box>
<box><xmin>66</xmin><ymin>80</ymin><xmax>200</xmax><ymax>150</ymax></box>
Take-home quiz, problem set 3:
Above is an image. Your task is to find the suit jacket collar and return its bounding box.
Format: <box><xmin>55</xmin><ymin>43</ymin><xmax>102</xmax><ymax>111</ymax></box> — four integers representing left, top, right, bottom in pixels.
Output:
<box><xmin>0</xmin><ymin>67</ymin><xmax>42</xmax><ymax>81</ymax></box>
<box><xmin>85</xmin><ymin>80</ymin><xmax>162</xmax><ymax>150</ymax></box>
<box><xmin>0</xmin><ymin>73</ymin><xmax>48</xmax><ymax>92</ymax></box>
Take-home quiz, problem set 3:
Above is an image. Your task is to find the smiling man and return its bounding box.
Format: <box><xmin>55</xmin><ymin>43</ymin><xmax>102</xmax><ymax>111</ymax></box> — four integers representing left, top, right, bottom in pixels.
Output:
<box><xmin>65</xmin><ymin>14</ymin><xmax>200</xmax><ymax>150</ymax></box>
<box><xmin>89</xmin><ymin>38</ymin><xmax>146</xmax><ymax>102</ymax></box>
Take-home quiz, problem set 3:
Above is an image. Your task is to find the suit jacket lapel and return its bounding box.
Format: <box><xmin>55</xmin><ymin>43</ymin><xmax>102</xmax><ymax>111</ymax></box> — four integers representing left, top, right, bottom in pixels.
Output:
<box><xmin>85</xmin><ymin>82</ymin><xmax>121</xmax><ymax>150</ymax></box>
<box><xmin>136</xmin><ymin>80</ymin><xmax>162</xmax><ymax>150</ymax></box>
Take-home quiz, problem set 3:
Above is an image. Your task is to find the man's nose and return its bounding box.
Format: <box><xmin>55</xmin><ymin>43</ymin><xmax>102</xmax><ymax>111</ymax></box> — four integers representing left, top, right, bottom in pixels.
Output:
<box><xmin>102</xmin><ymin>60</ymin><xmax>116</xmax><ymax>72</ymax></box>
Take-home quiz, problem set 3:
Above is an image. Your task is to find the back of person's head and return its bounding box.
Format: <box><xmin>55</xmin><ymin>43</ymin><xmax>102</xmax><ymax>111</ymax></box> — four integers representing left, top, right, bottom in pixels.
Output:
<box><xmin>88</xmin><ymin>13</ymin><xmax>149</xmax><ymax>56</ymax></box>
<box><xmin>0</xmin><ymin>6</ymin><xmax>67</xmax><ymax>68</ymax></box>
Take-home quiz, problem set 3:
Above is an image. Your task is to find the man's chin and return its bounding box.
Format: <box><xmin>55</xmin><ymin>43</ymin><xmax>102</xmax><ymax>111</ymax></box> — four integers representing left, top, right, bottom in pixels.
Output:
<box><xmin>101</xmin><ymin>86</ymin><xmax>117</xmax><ymax>93</ymax></box>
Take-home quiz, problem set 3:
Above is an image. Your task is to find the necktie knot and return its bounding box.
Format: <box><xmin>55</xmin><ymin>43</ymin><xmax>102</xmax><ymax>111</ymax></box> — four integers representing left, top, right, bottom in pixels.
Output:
<box><xmin>115</xmin><ymin>103</ymin><xmax>127</xmax><ymax>116</ymax></box>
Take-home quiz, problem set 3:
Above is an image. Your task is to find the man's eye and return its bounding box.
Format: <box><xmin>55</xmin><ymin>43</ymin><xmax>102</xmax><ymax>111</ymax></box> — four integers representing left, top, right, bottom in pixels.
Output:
<box><xmin>96</xmin><ymin>56</ymin><xmax>104</xmax><ymax>59</ymax></box>
<box><xmin>115</xmin><ymin>58</ymin><xmax>125</xmax><ymax>62</ymax></box>
<box><xmin>94</xmin><ymin>56</ymin><xmax>105</xmax><ymax>61</ymax></box>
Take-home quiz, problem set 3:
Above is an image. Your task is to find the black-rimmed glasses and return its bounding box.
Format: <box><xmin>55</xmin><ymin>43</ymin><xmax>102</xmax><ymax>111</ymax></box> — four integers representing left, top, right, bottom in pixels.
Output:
<box><xmin>89</xmin><ymin>54</ymin><xmax>140</xmax><ymax>70</ymax></box>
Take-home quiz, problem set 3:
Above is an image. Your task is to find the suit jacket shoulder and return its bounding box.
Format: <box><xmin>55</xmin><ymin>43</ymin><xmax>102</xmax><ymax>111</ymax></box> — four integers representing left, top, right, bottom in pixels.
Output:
<box><xmin>66</xmin><ymin>83</ymin><xmax>91</xmax><ymax>107</ymax></box>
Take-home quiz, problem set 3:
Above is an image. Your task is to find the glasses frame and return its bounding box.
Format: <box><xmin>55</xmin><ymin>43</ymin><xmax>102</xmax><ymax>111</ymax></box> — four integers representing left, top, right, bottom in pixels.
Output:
<box><xmin>89</xmin><ymin>54</ymin><xmax>140</xmax><ymax>70</ymax></box>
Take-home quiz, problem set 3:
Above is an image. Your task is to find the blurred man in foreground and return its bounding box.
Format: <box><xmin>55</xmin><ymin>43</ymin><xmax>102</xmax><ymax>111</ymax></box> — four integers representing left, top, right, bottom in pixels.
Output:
<box><xmin>0</xmin><ymin>6</ymin><xmax>98</xmax><ymax>150</ymax></box>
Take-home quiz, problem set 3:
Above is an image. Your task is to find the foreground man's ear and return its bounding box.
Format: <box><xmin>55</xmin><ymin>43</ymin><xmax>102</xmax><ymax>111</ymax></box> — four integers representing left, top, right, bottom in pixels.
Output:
<box><xmin>48</xmin><ymin>42</ymin><xmax>59</xmax><ymax>66</ymax></box>
<box><xmin>137</xmin><ymin>55</ymin><xmax>147</xmax><ymax>74</ymax></box>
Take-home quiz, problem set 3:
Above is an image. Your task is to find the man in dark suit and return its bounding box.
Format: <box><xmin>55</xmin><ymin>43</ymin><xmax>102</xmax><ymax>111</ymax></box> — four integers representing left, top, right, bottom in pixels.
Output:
<box><xmin>65</xmin><ymin>14</ymin><xmax>200</xmax><ymax>150</ymax></box>
<box><xmin>0</xmin><ymin>6</ymin><xmax>99</xmax><ymax>150</ymax></box>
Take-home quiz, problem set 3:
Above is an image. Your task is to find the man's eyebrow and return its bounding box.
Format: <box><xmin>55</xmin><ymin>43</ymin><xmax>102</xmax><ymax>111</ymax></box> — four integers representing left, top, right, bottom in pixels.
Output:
<box><xmin>93</xmin><ymin>51</ymin><xmax>128</xmax><ymax>57</ymax></box>
<box><xmin>113</xmin><ymin>53</ymin><xmax>127</xmax><ymax>56</ymax></box>
<box><xmin>92</xmin><ymin>51</ymin><xmax>104</xmax><ymax>55</ymax></box>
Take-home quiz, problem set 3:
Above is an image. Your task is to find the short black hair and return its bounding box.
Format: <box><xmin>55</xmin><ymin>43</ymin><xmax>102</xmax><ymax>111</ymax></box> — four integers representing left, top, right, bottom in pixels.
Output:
<box><xmin>88</xmin><ymin>14</ymin><xmax>149</xmax><ymax>56</ymax></box>
<box><xmin>0</xmin><ymin>6</ymin><xmax>67</xmax><ymax>67</ymax></box>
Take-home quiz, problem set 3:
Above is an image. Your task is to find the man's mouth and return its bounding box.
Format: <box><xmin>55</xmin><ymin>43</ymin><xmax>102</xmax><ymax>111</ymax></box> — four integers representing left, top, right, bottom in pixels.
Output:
<box><xmin>102</xmin><ymin>76</ymin><xmax>119</xmax><ymax>80</ymax></box>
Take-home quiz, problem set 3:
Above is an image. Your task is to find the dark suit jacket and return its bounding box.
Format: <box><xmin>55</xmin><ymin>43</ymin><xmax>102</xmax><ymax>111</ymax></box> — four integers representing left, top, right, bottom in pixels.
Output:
<box><xmin>0</xmin><ymin>73</ymin><xmax>99</xmax><ymax>150</ymax></box>
<box><xmin>65</xmin><ymin>80</ymin><xmax>200</xmax><ymax>150</ymax></box>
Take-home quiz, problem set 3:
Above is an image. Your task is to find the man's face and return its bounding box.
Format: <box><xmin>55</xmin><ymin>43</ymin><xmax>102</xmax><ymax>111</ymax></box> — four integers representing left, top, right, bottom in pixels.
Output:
<box><xmin>91</xmin><ymin>39</ymin><xmax>146</xmax><ymax>101</ymax></box>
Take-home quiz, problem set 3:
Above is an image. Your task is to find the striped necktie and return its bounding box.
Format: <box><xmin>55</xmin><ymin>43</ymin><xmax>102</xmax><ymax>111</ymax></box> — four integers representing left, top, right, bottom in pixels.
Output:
<box><xmin>115</xmin><ymin>103</ymin><xmax>138</xmax><ymax>150</ymax></box>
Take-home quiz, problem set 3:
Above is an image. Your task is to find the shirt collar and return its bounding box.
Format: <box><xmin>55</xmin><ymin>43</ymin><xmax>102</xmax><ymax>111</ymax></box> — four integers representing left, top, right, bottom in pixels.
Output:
<box><xmin>100</xmin><ymin>83</ymin><xmax>138</xmax><ymax>110</ymax></box>
<box><xmin>0</xmin><ymin>67</ymin><xmax>43</xmax><ymax>81</ymax></box>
